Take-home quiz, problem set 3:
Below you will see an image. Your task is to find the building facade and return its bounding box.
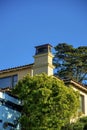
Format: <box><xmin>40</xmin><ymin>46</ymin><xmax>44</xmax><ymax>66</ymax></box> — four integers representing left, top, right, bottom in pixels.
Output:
<box><xmin>0</xmin><ymin>44</ymin><xmax>54</xmax><ymax>130</ymax></box>
<box><xmin>0</xmin><ymin>44</ymin><xmax>87</xmax><ymax>129</ymax></box>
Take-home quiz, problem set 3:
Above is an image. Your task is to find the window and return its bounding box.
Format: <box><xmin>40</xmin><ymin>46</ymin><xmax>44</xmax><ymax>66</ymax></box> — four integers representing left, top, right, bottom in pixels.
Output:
<box><xmin>36</xmin><ymin>47</ymin><xmax>48</xmax><ymax>55</ymax></box>
<box><xmin>78</xmin><ymin>94</ymin><xmax>85</xmax><ymax>114</ymax></box>
<box><xmin>0</xmin><ymin>75</ymin><xmax>18</xmax><ymax>89</ymax></box>
<box><xmin>12</xmin><ymin>75</ymin><xmax>18</xmax><ymax>87</ymax></box>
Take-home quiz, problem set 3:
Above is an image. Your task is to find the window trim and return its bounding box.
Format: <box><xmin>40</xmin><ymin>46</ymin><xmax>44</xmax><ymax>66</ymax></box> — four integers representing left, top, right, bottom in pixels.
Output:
<box><xmin>0</xmin><ymin>75</ymin><xmax>18</xmax><ymax>89</ymax></box>
<box><xmin>79</xmin><ymin>94</ymin><xmax>85</xmax><ymax>114</ymax></box>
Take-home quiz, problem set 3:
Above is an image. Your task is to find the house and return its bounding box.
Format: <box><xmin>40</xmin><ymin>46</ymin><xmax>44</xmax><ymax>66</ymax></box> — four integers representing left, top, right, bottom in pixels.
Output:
<box><xmin>64</xmin><ymin>79</ymin><xmax>87</xmax><ymax>117</ymax></box>
<box><xmin>0</xmin><ymin>44</ymin><xmax>54</xmax><ymax>130</ymax></box>
<box><xmin>0</xmin><ymin>43</ymin><xmax>87</xmax><ymax>129</ymax></box>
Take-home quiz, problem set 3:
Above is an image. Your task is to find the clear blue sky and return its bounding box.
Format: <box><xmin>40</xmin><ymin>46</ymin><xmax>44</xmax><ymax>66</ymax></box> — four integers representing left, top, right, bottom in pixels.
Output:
<box><xmin>0</xmin><ymin>0</ymin><xmax>87</xmax><ymax>70</ymax></box>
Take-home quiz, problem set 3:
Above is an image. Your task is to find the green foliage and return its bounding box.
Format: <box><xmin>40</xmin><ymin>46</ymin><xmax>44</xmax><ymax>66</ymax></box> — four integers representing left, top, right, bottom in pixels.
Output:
<box><xmin>72</xmin><ymin>122</ymin><xmax>84</xmax><ymax>130</ymax></box>
<box><xmin>12</xmin><ymin>73</ymin><xmax>79</xmax><ymax>130</ymax></box>
<box><xmin>79</xmin><ymin>116</ymin><xmax>87</xmax><ymax>130</ymax></box>
<box><xmin>62</xmin><ymin>116</ymin><xmax>87</xmax><ymax>130</ymax></box>
<box><xmin>54</xmin><ymin>43</ymin><xmax>87</xmax><ymax>85</ymax></box>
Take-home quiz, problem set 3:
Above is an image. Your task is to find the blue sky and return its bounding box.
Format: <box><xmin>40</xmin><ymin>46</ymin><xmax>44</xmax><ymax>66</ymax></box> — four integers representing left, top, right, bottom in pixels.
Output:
<box><xmin>0</xmin><ymin>0</ymin><xmax>87</xmax><ymax>70</ymax></box>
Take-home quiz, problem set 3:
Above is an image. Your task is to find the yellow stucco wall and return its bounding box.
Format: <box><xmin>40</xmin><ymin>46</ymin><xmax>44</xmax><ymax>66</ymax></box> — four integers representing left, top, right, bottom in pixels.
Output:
<box><xmin>0</xmin><ymin>67</ymin><xmax>33</xmax><ymax>81</ymax></box>
<box><xmin>33</xmin><ymin>52</ymin><xmax>54</xmax><ymax>76</ymax></box>
<box><xmin>72</xmin><ymin>86</ymin><xmax>87</xmax><ymax>116</ymax></box>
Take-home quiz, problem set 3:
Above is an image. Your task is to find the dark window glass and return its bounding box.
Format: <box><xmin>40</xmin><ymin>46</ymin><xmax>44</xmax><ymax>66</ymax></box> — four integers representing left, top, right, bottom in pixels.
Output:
<box><xmin>36</xmin><ymin>47</ymin><xmax>48</xmax><ymax>55</ymax></box>
<box><xmin>78</xmin><ymin>94</ymin><xmax>85</xmax><ymax>114</ymax></box>
<box><xmin>0</xmin><ymin>77</ymin><xmax>11</xmax><ymax>88</ymax></box>
<box><xmin>12</xmin><ymin>75</ymin><xmax>18</xmax><ymax>87</ymax></box>
<box><xmin>0</xmin><ymin>75</ymin><xmax>18</xmax><ymax>89</ymax></box>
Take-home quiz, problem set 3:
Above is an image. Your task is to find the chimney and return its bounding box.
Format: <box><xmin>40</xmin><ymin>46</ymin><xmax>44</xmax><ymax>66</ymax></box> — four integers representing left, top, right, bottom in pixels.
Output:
<box><xmin>33</xmin><ymin>44</ymin><xmax>55</xmax><ymax>76</ymax></box>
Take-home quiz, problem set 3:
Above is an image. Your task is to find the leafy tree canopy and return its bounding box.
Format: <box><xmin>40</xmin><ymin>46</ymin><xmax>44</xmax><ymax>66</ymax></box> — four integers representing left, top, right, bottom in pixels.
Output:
<box><xmin>12</xmin><ymin>73</ymin><xmax>79</xmax><ymax>130</ymax></box>
<box><xmin>54</xmin><ymin>43</ymin><xmax>87</xmax><ymax>85</ymax></box>
<box><xmin>62</xmin><ymin>116</ymin><xmax>87</xmax><ymax>130</ymax></box>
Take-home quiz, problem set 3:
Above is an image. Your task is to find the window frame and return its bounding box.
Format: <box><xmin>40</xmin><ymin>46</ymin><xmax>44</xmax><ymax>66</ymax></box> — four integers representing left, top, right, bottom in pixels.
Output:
<box><xmin>79</xmin><ymin>94</ymin><xmax>85</xmax><ymax>114</ymax></box>
<box><xmin>0</xmin><ymin>75</ymin><xmax>18</xmax><ymax>89</ymax></box>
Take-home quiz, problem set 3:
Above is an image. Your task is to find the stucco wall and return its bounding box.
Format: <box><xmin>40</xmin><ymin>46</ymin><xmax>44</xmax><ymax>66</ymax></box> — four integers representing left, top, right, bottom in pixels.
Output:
<box><xmin>72</xmin><ymin>86</ymin><xmax>87</xmax><ymax>116</ymax></box>
<box><xmin>33</xmin><ymin>52</ymin><xmax>54</xmax><ymax>76</ymax></box>
<box><xmin>0</xmin><ymin>67</ymin><xmax>33</xmax><ymax>81</ymax></box>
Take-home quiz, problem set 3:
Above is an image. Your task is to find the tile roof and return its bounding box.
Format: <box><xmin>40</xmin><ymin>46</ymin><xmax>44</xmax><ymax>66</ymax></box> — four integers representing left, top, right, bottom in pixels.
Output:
<box><xmin>35</xmin><ymin>43</ymin><xmax>53</xmax><ymax>48</ymax></box>
<box><xmin>64</xmin><ymin>79</ymin><xmax>87</xmax><ymax>93</ymax></box>
<box><xmin>0</xmin><ymin>63</ymin><xmax>34</xmax><ymax>74</ymax></box>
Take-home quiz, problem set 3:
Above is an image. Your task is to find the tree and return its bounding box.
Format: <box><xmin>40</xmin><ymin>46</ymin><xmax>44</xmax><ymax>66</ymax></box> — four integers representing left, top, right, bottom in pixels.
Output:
<box><xmin>62</xmin><ymin>116</ymin><xmax>87</xmax><ymax>130</ymax></box>
<box><xmin>54</xmin><ymin>43</ymin><xmax>87</xmax><ymax>85</ymax></box>
<box><xmin>12</xmin><ymin>73</ymin><xmax>79</xmax><ymax>130</ymax></box>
